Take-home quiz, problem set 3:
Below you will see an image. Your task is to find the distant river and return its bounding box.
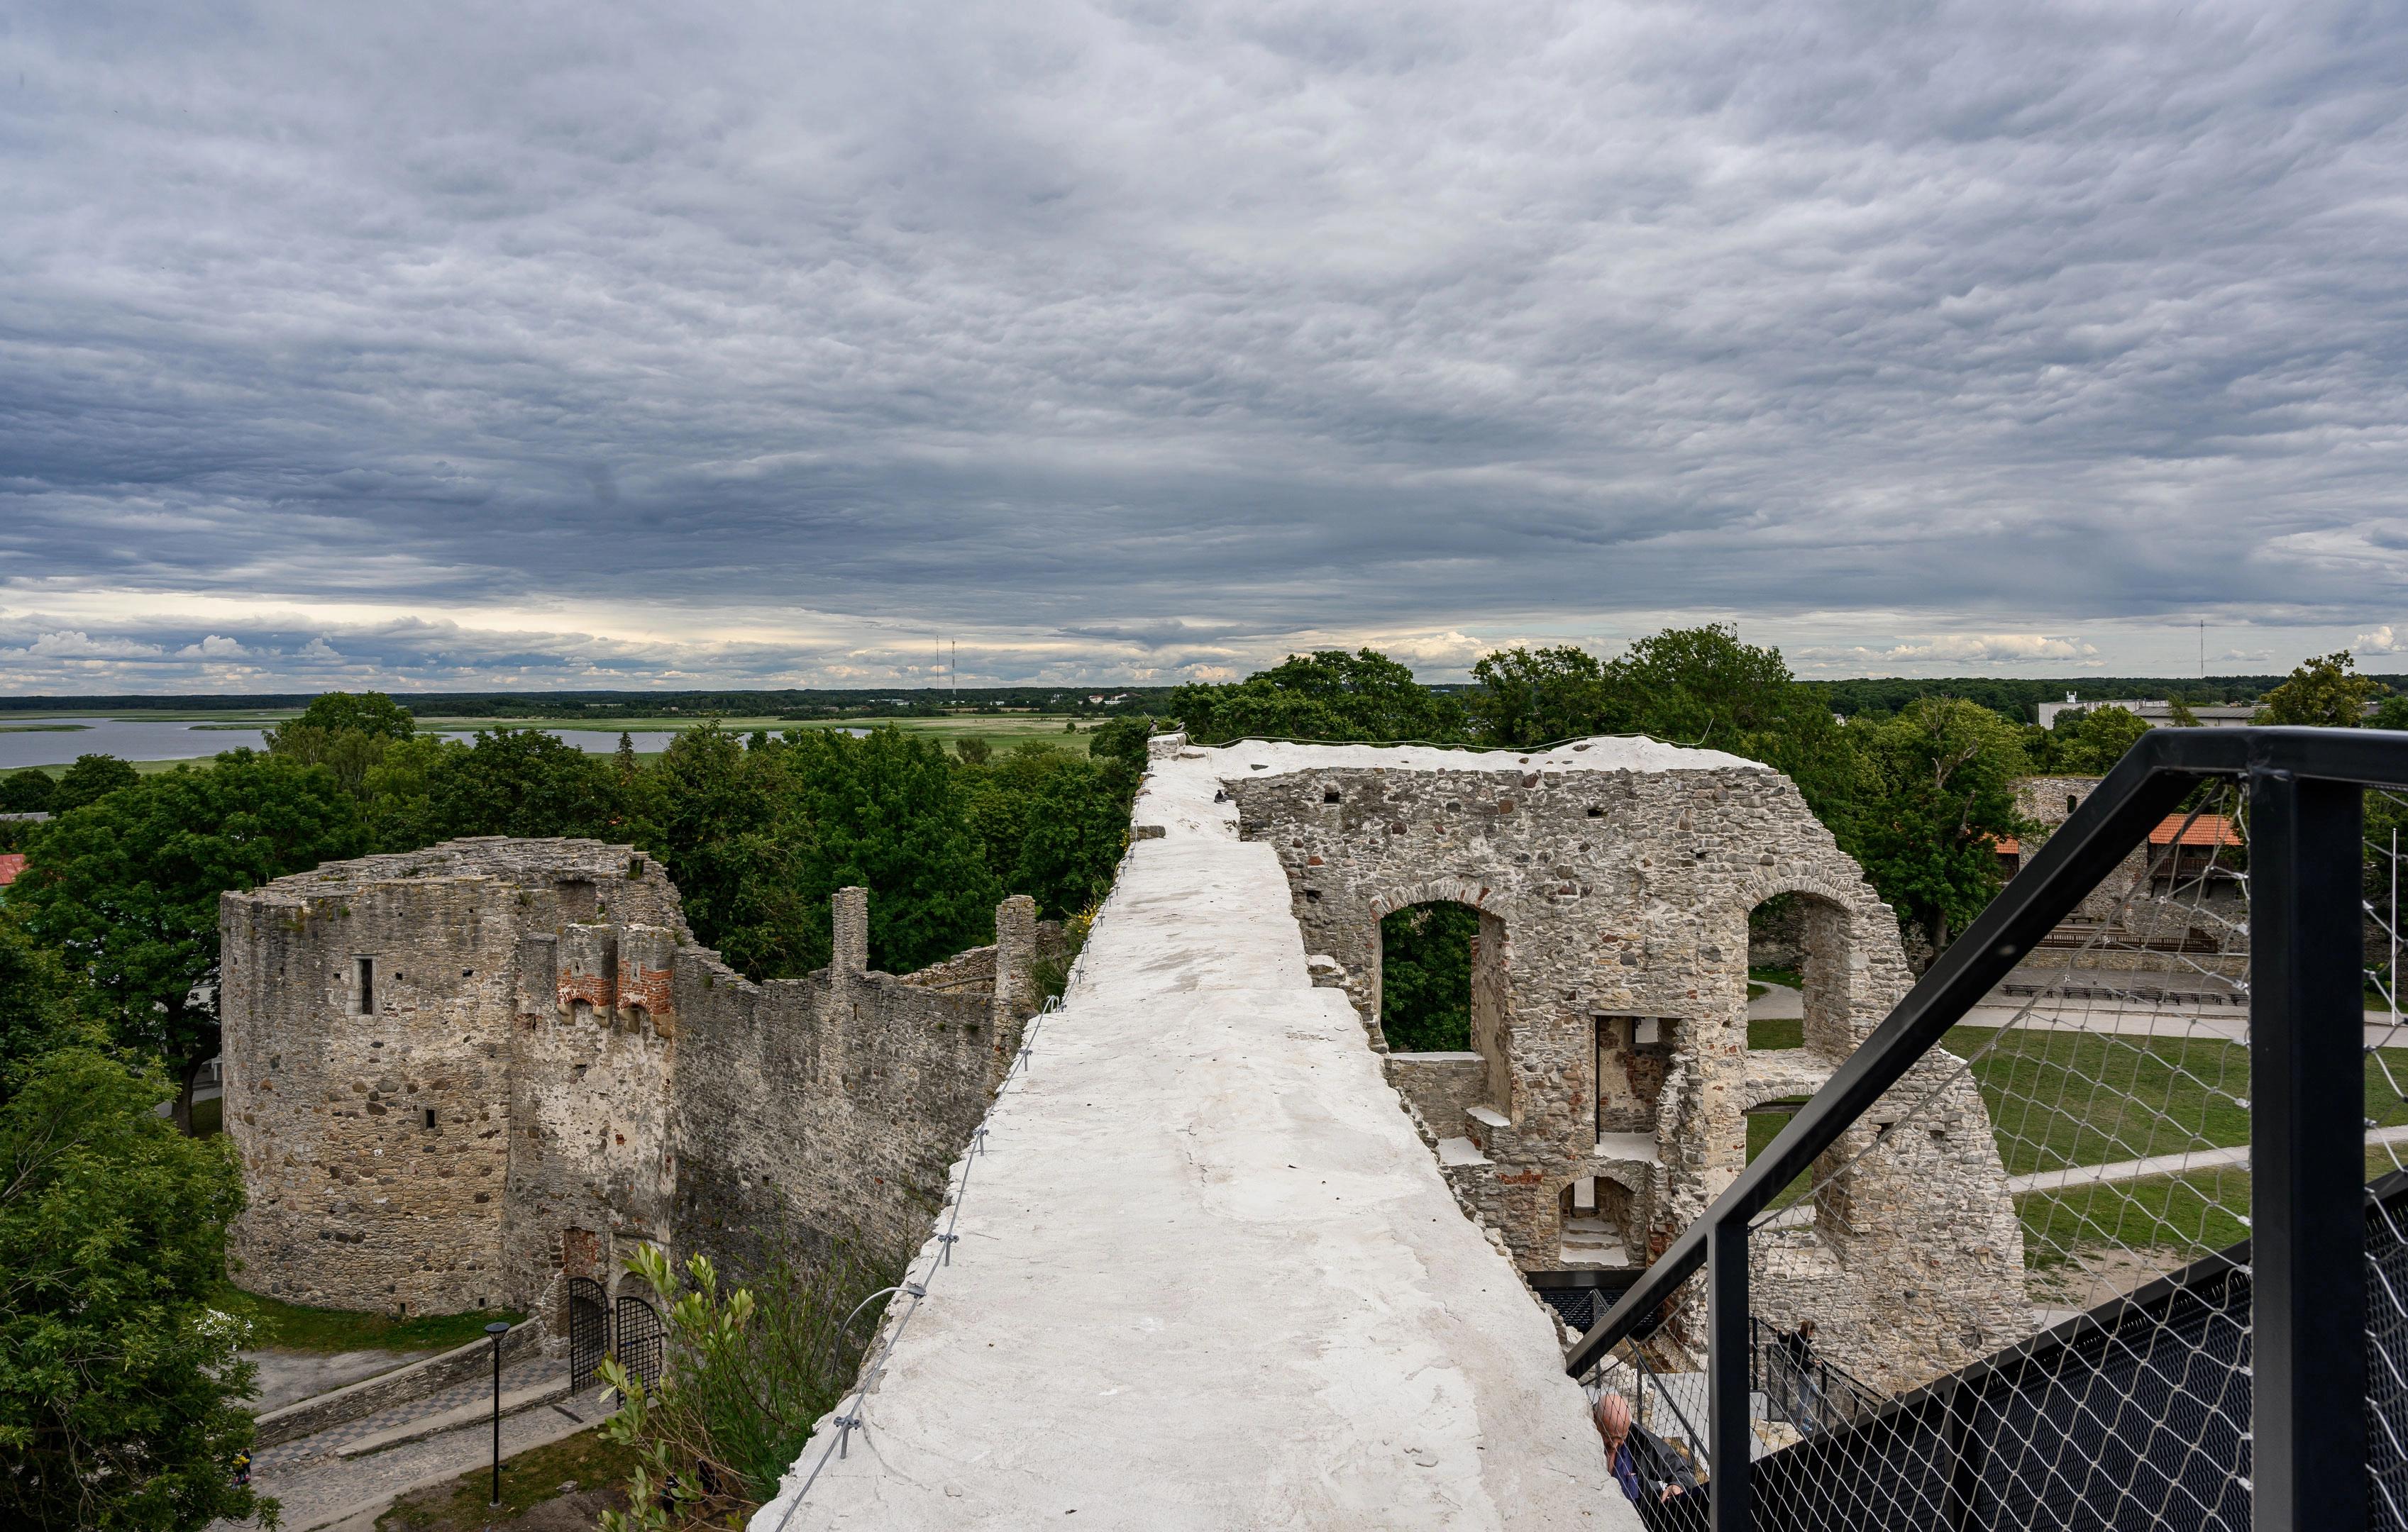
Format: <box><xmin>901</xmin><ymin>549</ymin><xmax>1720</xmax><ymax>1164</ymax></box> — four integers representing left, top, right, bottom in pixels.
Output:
<box><xmin>0</xmin><ymin>718</ymin><xmax>686</xmax><ymax>771</ymax></box>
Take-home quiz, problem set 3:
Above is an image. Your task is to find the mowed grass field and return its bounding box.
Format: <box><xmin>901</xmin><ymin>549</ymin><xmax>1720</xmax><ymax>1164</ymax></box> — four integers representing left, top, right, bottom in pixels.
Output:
<box><xmin>1743</xmin><ymin>1022</ymin><xmax>2408</xmax><ymax>1263</ymax></box>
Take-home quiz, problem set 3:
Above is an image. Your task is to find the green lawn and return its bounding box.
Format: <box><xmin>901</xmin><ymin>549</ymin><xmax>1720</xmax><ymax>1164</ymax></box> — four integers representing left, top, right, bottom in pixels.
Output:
<box><xmin>1748</xmin><ymin>1017</ymin><xmax>1804</xmax><ymax>1050</ymax></box>
<box><xmin>2015</xmin><ymin>1148</ymin><xmax>2404</xmax><ymax>1271</ymax></box>
<box><xmin>215</xmin><ymin>1285</ymin><xmax>521</xmax><ymax>1353</ymax></box>
<box><xmin>377</xmin><ymin>1426</ymin><xmax>640</xmax><ymax>1531</ymax></box>
<box><xmin>1940</xmin><ymin>1026</ymin><xmax>2408</xmax><ymax>1178</ymax></box>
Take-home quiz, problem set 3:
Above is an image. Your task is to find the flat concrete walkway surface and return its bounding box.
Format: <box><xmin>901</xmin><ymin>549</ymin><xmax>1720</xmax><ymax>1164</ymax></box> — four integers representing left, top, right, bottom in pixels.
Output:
<box><xmin>758</xmin><ymin>741</ymin><xmax>1635</xmax><ymax>1530</ymax></box>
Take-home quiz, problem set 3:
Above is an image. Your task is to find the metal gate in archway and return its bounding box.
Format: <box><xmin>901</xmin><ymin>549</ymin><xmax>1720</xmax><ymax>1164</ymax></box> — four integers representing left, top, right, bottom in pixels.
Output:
<box><xmin>615</xmin><ymin>1294</ymin><xmax>665</xmax><ymax>1391</ymax></box>
<box><xmin>568</xmin><ymin>1276</ymin><xmax>609</xmax><ymax>1391</ymax></box>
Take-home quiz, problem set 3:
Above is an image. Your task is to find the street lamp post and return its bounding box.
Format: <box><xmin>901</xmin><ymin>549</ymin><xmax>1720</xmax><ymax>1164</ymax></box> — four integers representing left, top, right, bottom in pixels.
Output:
<box><xmin>486</xmin><ymin>1320</ymin><xmax>511</xmax><ymax>1508</ymax></box>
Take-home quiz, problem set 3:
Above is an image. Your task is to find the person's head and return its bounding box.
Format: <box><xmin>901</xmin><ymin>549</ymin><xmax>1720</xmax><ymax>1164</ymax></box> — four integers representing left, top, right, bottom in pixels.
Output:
<box><xmin>1798</xmin><ymin>1319</ymin><xmax>1817</xmax><ymax>1340</ymax></box>
<box><xmin>1594</xmin><ymin>1392</ymin><xmax>1632</xmax><ymax>1449</ymax></box>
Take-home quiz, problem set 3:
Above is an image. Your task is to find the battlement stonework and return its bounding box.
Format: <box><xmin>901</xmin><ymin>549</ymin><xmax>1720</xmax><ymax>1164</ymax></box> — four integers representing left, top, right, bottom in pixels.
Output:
<box><xmin>221</xmin><ymin>838</ymin><xmax>1051</xmax><ymax>1329</ymax></box>
<box><xmin>1208</xmin><ymin>736</ymin><xmax>2031</xmax><ymax>1392</ymax></box>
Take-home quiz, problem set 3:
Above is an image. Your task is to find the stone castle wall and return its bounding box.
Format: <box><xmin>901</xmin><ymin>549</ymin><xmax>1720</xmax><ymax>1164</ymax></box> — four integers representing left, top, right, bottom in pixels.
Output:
<box><xmin>1215</xmin><ymin>738</ymin><xmax>2029</xmax><ymax>1392</ymax></box>
<box><xmin>223</xmin><ymin>840</ymin><xmax>1049</xmax><ymax>1326</ymax></box>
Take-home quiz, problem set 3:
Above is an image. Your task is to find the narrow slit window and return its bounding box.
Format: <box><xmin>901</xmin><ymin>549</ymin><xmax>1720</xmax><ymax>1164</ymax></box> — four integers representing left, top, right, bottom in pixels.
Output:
<box><xmin>424</xmin><ymin>1107</ymin><xmax>437</xmax><ymax>1129</ymax></box>
<box><xmin>356</xmin><ymin>956</ymin><xmax>376</xmax><ymax>1016</ymax></box>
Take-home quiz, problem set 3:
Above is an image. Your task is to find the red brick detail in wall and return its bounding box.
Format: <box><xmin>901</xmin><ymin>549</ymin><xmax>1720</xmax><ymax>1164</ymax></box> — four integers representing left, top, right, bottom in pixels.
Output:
<box><xmin>561</xmin><ymin>1226</ymin><xmax>600</xmax><ymax>1277</ymax></box>
<box><xmin>622</xmin><ymin>965</ymin><xmax>675</xmax><ymax>1018</ymax></box>
<box><xmin>558</xmin><ymin>970</ymin><xmax>614</xmax><ymax>1012</ymax></box>
<box><xmin>1496</xmin><ymin>1170</ymin><xmax>1544</xmax><ymax>1186</ymax></box>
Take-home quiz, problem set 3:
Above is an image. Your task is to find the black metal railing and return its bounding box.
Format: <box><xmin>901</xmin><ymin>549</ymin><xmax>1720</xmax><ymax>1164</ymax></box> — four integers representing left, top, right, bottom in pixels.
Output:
<box><xmin>1747</xmin><ymin>1316</ymin><xmax>1879</xmax><ymax>1438</ymax></box>
<box><xmin>1567</xmin><ymin>726</ymin><xmax>2408</xmax><ymax>1531</ymax></box>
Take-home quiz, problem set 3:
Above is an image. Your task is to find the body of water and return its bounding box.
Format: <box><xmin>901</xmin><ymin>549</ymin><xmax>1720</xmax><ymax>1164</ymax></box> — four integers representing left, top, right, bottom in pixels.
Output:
<box><xmin>0</xmin><ymin>718</ymin><xmax>685</xmax><ymax>771</ymax></box>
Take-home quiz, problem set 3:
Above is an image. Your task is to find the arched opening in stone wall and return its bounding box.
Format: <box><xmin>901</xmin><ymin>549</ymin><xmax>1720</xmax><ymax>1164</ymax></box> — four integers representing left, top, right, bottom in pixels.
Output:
<box><xmin>1557</xmin><ymin>1173</ymin><xmax>1638</xmax><ymax>1269</ymax></box>
<box><xmin>1378</xmin><ymin>901</ymin><xmax>1479</xmax><ymax>1052</ymax></box>
<box><xmin>1746</xmin><ymin>890</ymin><xmax>1853</xmax><ymax>1058</ymax></box>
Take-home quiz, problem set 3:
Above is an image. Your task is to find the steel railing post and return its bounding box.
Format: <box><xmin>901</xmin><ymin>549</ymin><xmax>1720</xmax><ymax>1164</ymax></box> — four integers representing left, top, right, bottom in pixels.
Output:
<box><xmin>1708</xmin><ymin>1218</ymin><xmax>1752</xmax><ymax>1532</ymax></box>
<box><xmin>2248</xmin><ymin>767</ymin><xmax>2367</xmax><ymax>1532</ymax></box>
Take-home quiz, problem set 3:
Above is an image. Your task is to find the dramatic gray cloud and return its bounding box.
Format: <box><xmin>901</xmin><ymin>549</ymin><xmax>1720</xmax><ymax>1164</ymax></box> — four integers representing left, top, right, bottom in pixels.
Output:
<box><xmin>3</xmin><ymin>0</ymin><xmax>2404</xmax><ymax>691</ymax></box>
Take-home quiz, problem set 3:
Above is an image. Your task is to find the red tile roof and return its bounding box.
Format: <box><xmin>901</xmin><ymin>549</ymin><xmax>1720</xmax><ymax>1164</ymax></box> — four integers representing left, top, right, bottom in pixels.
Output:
<box><xmin>2150</xmin><ymin>813</ymin><xmax>2243</xmax><ymax>848</ymax></box>
<box><xmin>1994</xmin><ymin>836</ymin><xmax>2021</xmax><ymax>855</ymax></box>
<box><xmin>0</xmin><ymin>853</ymin><xmax>24</xmax><ymax>888</ymax></box>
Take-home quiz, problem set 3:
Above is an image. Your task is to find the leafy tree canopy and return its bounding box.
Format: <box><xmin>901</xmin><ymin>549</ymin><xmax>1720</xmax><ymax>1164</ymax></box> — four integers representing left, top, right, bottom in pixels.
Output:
<box><xmin>50</xmin><ymin>753</ymin><xmax>140</xmax><ymax>812</ymax></box>
<box><xmin>429</xmin><ymin>728</ymin><xmax>626</xmax><ymax>840</ymax></box>
<box><xmin>629</xmin><ymin>726</ymin><xmax>810</xmax><ymax>981</ymax></box>
<box><xmin>0</xmin><ymin>770</ymin><xmax>57</xmax><ymax>814</ymax></box>
<box><xmin>268</xmin><ymin>690</ymin><xmax>417</xmax><ymax>743</ymax></box>
<box><xmin>2026</xmin><ymin>704</ymin><xmax>2153</xmax><ymax>776</ymax></box>
<box><xmin>2257</xmin><ymin>650</ymin><xmax>2382</xmax><ymax>727</ymax></box>
<box><xmin>1170</xmin><ymin>650</ymin><xmax>1465</xmax><ymax>745</ymax></box>
<box><xmin>0</xmin><ymin>1048</ymin><xmax>263</xmax><ymax>1532</ymax></box>
<box><xmin>776</xmin><ymin>728</ymin><xmax>1000</xmax><ymax>973</ymax></box>
<box><xmin>13</xmin><ymin>752</ymin><xmax>369</xmax><ymax>1121</ymax></box>
<box><xmin>1846</xmin><ymin>698</ymin><xmax>2031</xmax><ymax>958</ymax></box>
<box><xmin>1465</xmin><ymin>645</ymin><xmax>1619</xmax><ymax>748</ymax></box>
<box><xmin>0</xmin><ymin>922</ymin><xmax>100</xmax><ymax>1102</ymax></box>
<box><xmin>2373</xmin><ymin>694</ymin><xmax>2408</xmax><ymax>733</ymax></box>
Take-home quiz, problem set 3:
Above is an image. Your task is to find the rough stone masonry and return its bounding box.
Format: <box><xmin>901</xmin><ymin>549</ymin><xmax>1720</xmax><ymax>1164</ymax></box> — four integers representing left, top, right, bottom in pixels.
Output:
<box><xmin>1214</xmin><ymin>734</ymin><xmax>2031</xmax><ymax>1393</ymax></box>
<box><xmin>220</xmin><ymin>838</ymin><xmax>1052</xmax><ymax>1333</ymax></box>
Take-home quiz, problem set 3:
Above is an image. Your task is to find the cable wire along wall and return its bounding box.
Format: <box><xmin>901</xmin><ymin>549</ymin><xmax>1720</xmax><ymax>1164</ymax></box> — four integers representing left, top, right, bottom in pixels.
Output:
<box><xmin>1567</xmin><ymin>727</ymin><xmax>2408</xmax><ymax>1532</ymax></box>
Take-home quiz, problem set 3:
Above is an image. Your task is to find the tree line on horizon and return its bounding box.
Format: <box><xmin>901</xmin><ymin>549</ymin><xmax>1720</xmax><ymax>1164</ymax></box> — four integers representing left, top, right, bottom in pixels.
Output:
<box><xmin>0</xmin><ymin>627</ymin><xmax>2400</xmax><ymax>1528</ymax></box>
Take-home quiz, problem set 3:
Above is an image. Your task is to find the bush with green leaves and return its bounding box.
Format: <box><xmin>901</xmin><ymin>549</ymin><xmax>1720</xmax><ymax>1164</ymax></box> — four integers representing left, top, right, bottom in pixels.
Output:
<box><xmin>597</xmin><ymin>1238</ymin><xmax>904</xmax><ymax>1532</ymax></box>
<box><xmin>0</xmin><ymin>1047</ymin><xmax>265</xmax><ymax>1532</ymax></box>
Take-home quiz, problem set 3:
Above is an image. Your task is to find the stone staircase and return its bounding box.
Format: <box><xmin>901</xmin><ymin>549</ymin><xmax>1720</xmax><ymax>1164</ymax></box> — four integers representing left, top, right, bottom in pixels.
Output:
<box><xmin>1560</xmin><ymin>1211</ymin><xmax>1631</xmax><ymax>1267</ymax></box>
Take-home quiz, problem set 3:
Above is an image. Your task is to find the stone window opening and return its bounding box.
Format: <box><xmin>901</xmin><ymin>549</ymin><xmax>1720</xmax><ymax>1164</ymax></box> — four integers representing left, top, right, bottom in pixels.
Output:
<box><xmin>1379</xmin><ymin>901</ymin><xmax>1480</xmax><ymax>1053</ymax></box>
<box><xmin>352</xmin><ymin>956</ymin><xmax>376</xmax><ymax>1016</ymax></box>
<box><xmin>1586</xmin><ymin>805</ymin><xmax>1604</xmax><ymax>818</ymax></box>
<box><xmin>2066</xmin><ymin>794</ymin><xmax>2080</xmax><ymax>815</ymax></box>
<box><xmin>571</xmin><ymin>999</ymin><xmax>593</xmax><ymax>1026</ymax></box>
<box><xmin>1747</xmin><ymin>889</ymin><xmax>1852</xmax><ymax>1059</ymax></box>
<box><xmin>423</xmin><ymin>1107</ymin><xmax>438</xmax><ymax>1129</ymax></box>
<box><xmin>626</xmin><ymin>1003</ymin><xmax>649</xmax><ymax>1035</ymax></box>
<box><xmin>1322</xmin><ymin>788</ymin><xmax>1342</xmax><ymax>804</ymax></box>
<box><xmin>1594</xmin><ymin>1014</ymin><xmax>1670</xmax><ymax>1139</ymax></box>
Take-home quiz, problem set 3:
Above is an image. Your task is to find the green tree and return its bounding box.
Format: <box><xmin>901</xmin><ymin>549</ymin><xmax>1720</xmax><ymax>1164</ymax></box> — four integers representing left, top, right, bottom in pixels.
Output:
<box><xmin>51</xmin><ymin>754</ymin><xmax>140</xmax><ymax>812</ymax></box>
<box><xmin>2028</xmin><ymin>704</ymin><xmax>2153</xmax><ymax>775</ymax></box>
<box><xmin>1849</xmin><ymin>699</ymin><xmax>2031</xmax><ymax>959</ymax></box>
<box><xmin>1008</xmin><ymin>754</ymin><xmax>1132</xmax><ymax>918</ymax></box>
<box><xmin>13</xmin><ymin>753</ymin><xmax>370</xmax><ymax>1128</ymax></box>
<box><xmin>0</xmin><ymin>922</ymin><xmax>96</xmax><ymax>1092</ymax></box>
<box><xmin>2373</xmin><ymin>694</ymin><xmax>2408</xmax><ymax>733</ymax></box>
<box><xmin>355</xmin><ymin>734</ymin><xmax>464</xmax><ymax>852</ymax></box>
<box><xmin>430</xmin><ymin>729</ymin><xmax>626</xmax><ymax>841</ymax></box>
<box><xmin>0</xmin><ymin>1048</ymin><xmax>265</xmax><ymax>1532</ymax></box>
<box><xmin>780</xmin><ymin>728</ymin><xmax>998</xmax><ymax>972</ymax></box>
<box><xmin>0</xmin><ymin>771</ymin><xmax>56</xmax><ymax>814</ymax></box>
<box><xmin>2257</xmin><ymin>650</ymin><xmax>2381</xmax><ymax>726</ymax></box>
<box><xmin>1170</xmin><ymin>650</ymin><xmax>1465</xmax><ymax>745</ymax></box>
<box><xmin>264</xmin><ymin>691</ymin><xmax>416</xmax><ymax>745</ymax></box>
<box><xmin>1590</xmin><ymin>626</ymin><xmax>1862</xmax><ymax>831</ymax></box>
<box><xmin>1086</xmin><ymin>715</ymin><xmax>1155</xmax><ymax>775</ymax></box>
<box><xmin>260</xmin><ymin>726</ymin><xmax>392</xmax><ymax>796</ymax></box>
<box><xmin>631</xmin><ymin>727</ymin><xmax>811</xmax><ymax>979</ymax></box>
<box><xmin>952</xmin><ymin>736</ymin><xmax>993</xmax><ymax>766</ymax></box>
<box><xmin>1466</xmin><ymin>645</ymin><xmax>1622</xmax><ymax>748</ymax></box>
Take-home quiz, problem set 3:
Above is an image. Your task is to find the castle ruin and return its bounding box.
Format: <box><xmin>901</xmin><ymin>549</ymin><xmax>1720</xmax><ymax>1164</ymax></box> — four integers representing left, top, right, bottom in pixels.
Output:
<box><xmin>219</xmin><ymin>837</ymin><xmax>1050</xmax><ymax>1331</ymax></box>
<box><xmin>1217</xmin><ymin>735</ymin><xmax>2031</xmax><ymax>1390</ymax></box>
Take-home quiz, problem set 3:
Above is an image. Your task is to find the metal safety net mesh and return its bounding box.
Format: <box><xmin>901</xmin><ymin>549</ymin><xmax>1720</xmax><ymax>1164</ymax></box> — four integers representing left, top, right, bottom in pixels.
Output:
<box><xmin>1578</xmin><ymin>784</ymin><xmax>2408</xmax><ymax>1531</ymax></box>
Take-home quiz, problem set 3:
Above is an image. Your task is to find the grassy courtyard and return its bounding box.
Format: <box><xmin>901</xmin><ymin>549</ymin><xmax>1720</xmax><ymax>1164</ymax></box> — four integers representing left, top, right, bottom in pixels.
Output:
<box><xmin>214</xmin><ymin>1284</ymin><xmax>521</xmax><ymax>1353</ymax></box>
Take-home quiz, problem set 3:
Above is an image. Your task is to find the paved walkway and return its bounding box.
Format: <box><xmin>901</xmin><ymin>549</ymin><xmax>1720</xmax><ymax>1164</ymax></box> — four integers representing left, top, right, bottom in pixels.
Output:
<box><xmin>220</xmin><ymin>1356</ymin><xmax>602</xmax><ymax>1532</ymax></box>
<box><xmin>2006</xmin><ymin>1123</ymin><xmax>2408</xmax><ymax>1195</ymax></box>
<box><xmin>759</xmin><ymin>738</ymin><xmax>1655</xmax><ymax>1531</ymax></box>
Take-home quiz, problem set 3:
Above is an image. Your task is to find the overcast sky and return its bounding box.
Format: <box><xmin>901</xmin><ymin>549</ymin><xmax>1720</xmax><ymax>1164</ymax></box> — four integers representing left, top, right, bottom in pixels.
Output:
<box><xmin>4</xmin><ymin>1</ymin><xmax>2404</xmax><ymax>694</ymax></box>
